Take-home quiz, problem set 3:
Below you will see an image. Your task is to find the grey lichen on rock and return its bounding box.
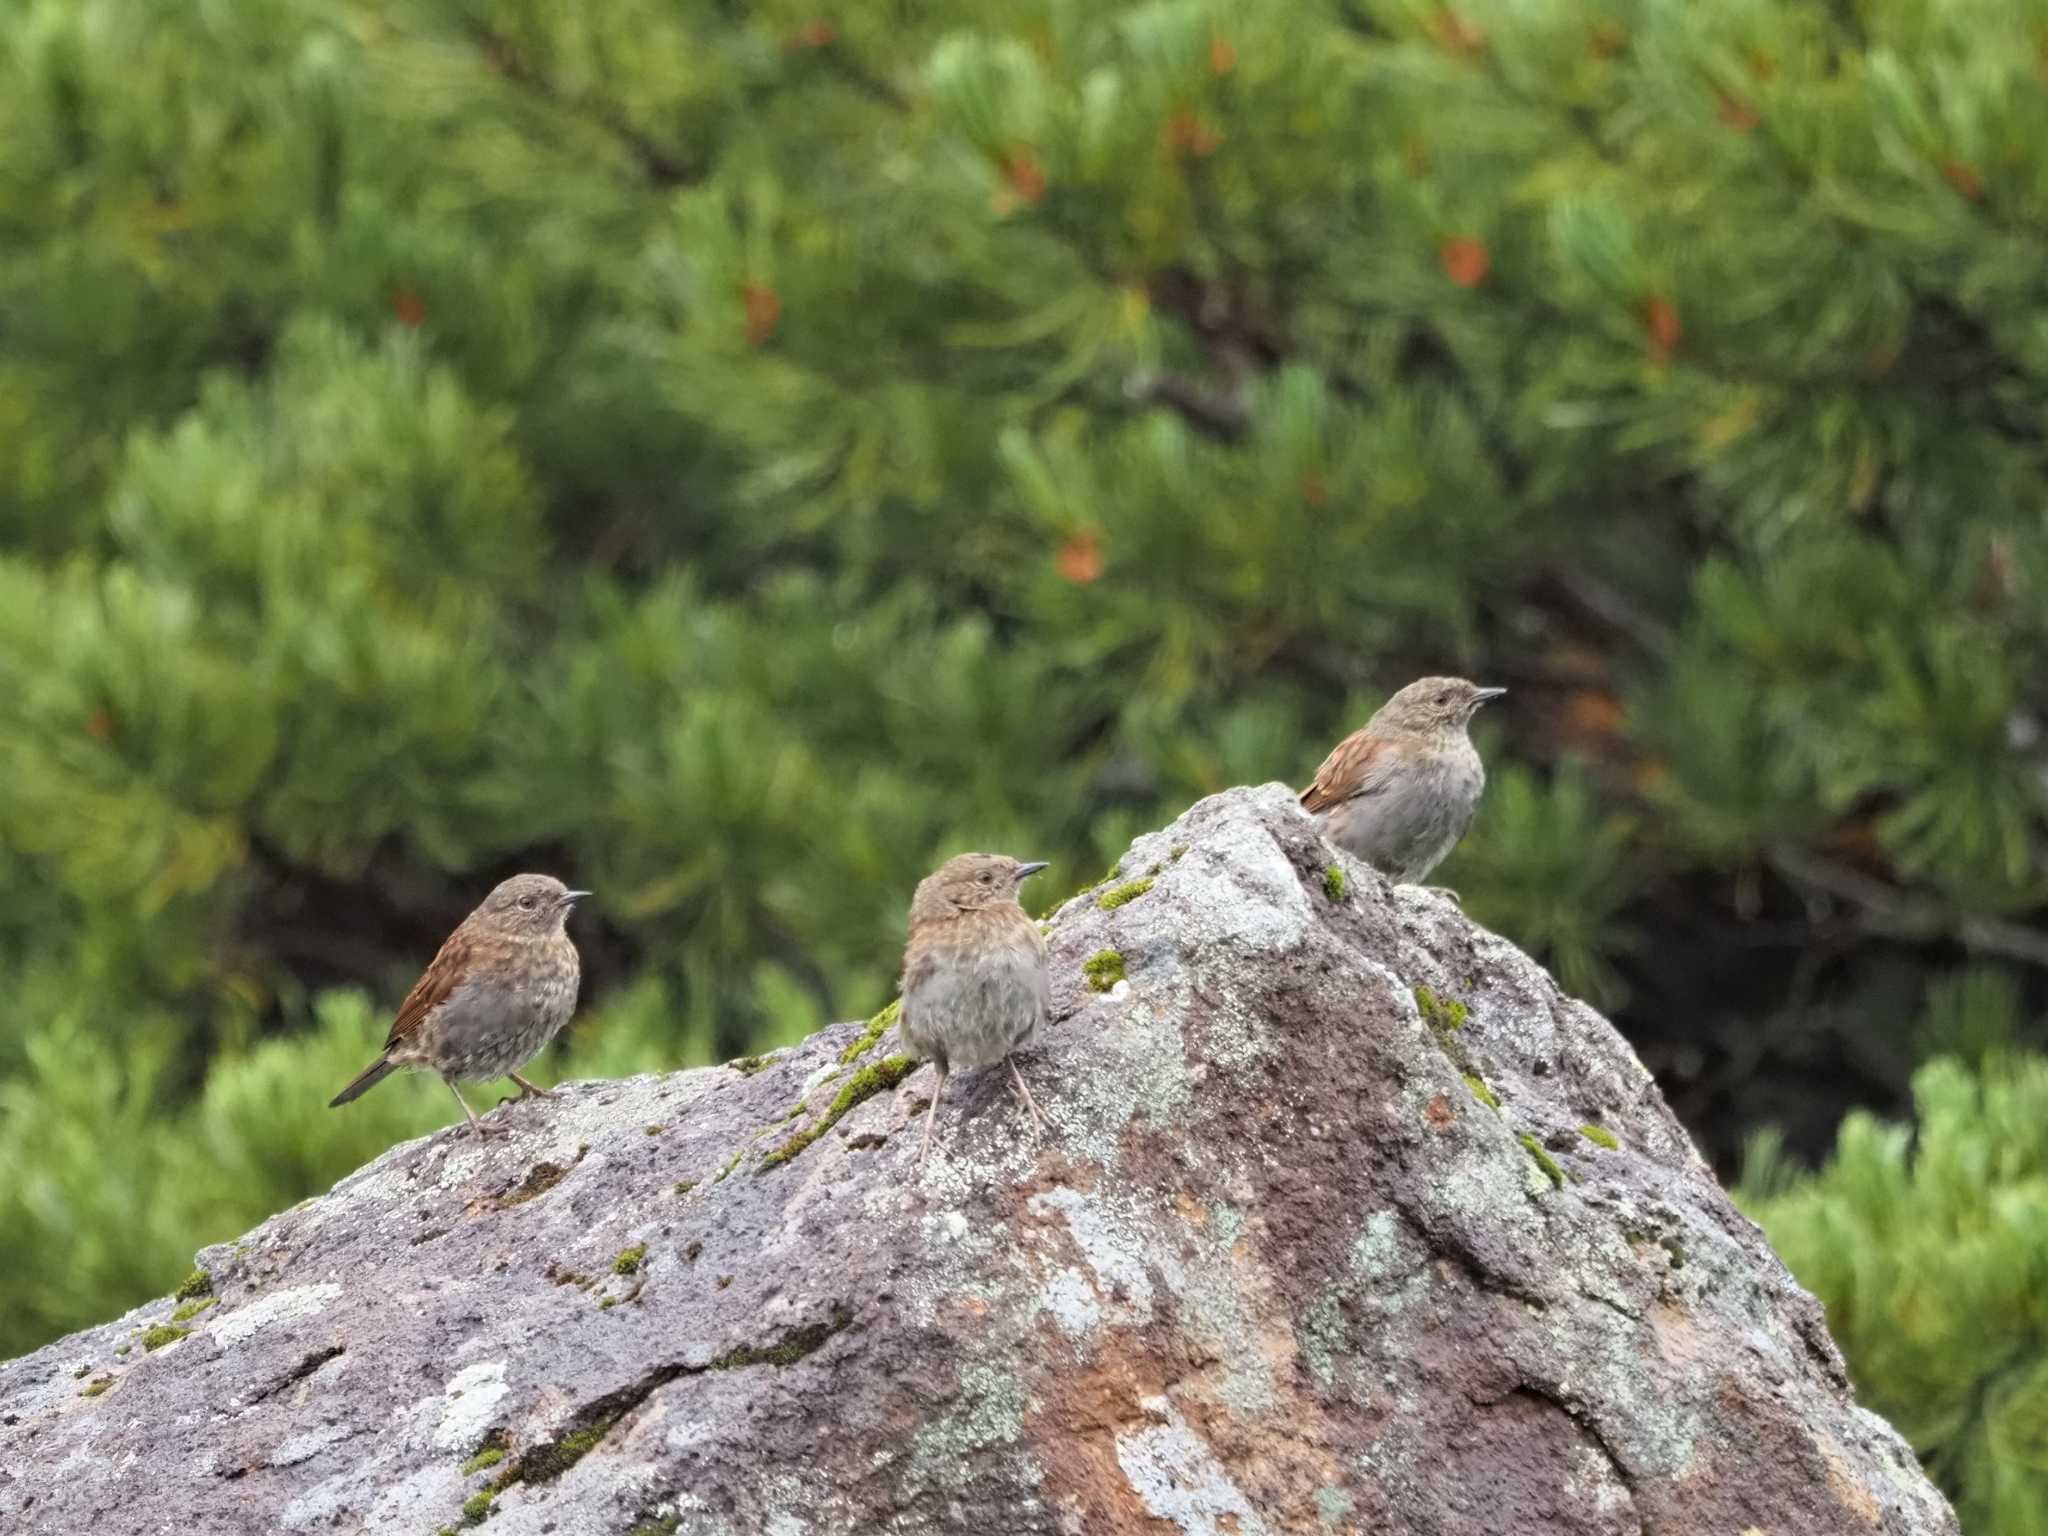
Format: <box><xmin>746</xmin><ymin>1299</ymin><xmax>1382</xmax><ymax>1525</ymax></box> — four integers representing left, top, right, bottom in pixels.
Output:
<box><xmin>0</xmin><ymin>786</ymin><xmax>1957</xmax><ymax>1535</ymax></box>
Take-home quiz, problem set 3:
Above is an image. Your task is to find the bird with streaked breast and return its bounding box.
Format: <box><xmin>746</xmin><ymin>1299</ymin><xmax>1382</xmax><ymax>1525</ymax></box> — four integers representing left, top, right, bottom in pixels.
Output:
<box><xmin>897</xmin><ymin>852</ymin><xmax>1051</xmax><ymax>1164</ymax></box>
<box><xmin>327</xmin><ymin>873</ymin><xmax>589</xmax><ymax>1138</ymax></box>
<box><xmin>1301</xmin><ymin>676</ymin><xmax>1506</xmax><ymax>887</ymax></box>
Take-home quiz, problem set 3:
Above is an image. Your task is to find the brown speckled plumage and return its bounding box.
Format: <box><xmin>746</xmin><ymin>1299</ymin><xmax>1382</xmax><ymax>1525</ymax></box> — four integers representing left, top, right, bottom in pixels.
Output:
<box><xmin>328</xmin><ymin>873</ymin><xmax>588</xmax><ymax>1138</ymax></box>
<box><xmin>898</xmin><ymin>852</ymin><xmax>1050</xmax><ymax>1163</ymax></box>
<box><xmin>1302</xmin><ymin>676</ymin><xmax>1504</xmax><ymax>885</ymax></box>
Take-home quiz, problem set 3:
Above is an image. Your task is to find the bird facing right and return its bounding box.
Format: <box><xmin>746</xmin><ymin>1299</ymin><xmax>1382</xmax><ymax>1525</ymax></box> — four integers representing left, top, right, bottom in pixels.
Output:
<box><xmin>897</xmin><ymin>852</ymin><xmax>1051</xmax><ymax>1164</ymax></box>
<box><xmin>1300</xmin><ymin>676</ymin><xmax>1505</xmax><ymax>886</ymax></box>
<box><xmin>327</xmin><ymin>873</ymin><xmax>589</xmax><ymax>1138</ymax></box>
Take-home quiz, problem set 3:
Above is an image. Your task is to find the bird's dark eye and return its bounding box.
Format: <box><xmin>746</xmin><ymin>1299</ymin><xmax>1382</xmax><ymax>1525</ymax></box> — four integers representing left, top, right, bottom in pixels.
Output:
<box><xmin>1438</xmin><ymin>691</ymin><xmax>1453</xmax><ymax>704</ymax></box>
<box><xmin>518</xmin><ymin>895</ymin><xmax>537</xmax><ymax>910</ymax></box>
<box><xmin>978</xmin><ymin>871</ymin><xmax>993</xmax><ymax>884</ymax></box>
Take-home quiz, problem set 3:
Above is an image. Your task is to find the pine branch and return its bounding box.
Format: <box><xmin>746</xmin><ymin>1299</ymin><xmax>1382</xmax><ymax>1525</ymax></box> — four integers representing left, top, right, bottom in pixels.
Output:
<box><xmin>1771</xmin><ymin>849</ymin><xmax>2048</xmax><ymax>969</ymax></box>
<box><xmin>1542</xmin><ymin>563</ymin><xmax>1674</xmax><ymax>655</ymax></box>
<box><xmin>1123</xmin><ymin>371</ymin><xmax>1251</xmax><ymax>442</ymax></box>
<box><xmin>470</xmin><ymin>25</ymin><xmax>705</xmax><ymax>189</ymax></box>
<box><xmin>816</xmin><ymin>40</ymin><xmax>910</xmax><ymax>113</ymax></box>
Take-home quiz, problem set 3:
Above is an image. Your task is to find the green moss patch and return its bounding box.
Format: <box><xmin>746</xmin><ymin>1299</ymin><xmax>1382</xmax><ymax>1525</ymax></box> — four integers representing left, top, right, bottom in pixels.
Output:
<box><xmin>1519</xmin><ymin>1134</ymin><xmax>1565</xmax><ymax>1189</ymax></box>
<box><xmin>613</xmin><ymin>1244</ymin><xmax>647</xmax><ymax>1276</ymax></box>
<box><xmin>80</xmin><ymin>1376</ymin><xmax>113</xmax><ymax>1397</ymax></box>
<box><xmin>726</xmin><ymin>1053</ymin><xmax>772</xmax><ymax>1076</ymax></box>
<box><xmin>461</xmin><ymin>1448</ymin><xmax>505</xmax><ymax>1476</ymax></box>
<box><xmin>170</xmin><ymin>1297</ymin><xmax>217</xmax><ymax>1323</ymax></box>
<box><xmin>708</xmin><ymin>1311</ymin><xmax>850</xmax><ymax>1370</ymax></box>
<box><xmin>460</xmin><ymin>1489</ymin><xmax>496</xmax><ymax>1526</ymax></box>
<box><xmin>759</xmin><ymin>1056</ymin><xmax>918</xmax><ymax>1170</ymax></box>
<box><xmin>1463</xmin><ymin>1074</ymin><xmax>1500</xmax><ymax>1111</ymax></box>
<box><xmin>1097</xmin><ymin>877</ymin><xmax>1155</xmax><ymax>910</ymax></box>
<box><xmin>141</xmin><ymin>1324</ymin><xmax>190</xmax><ymax>1351</ymax></box>
<box><xmin>1415</xmin><ymin>986</ymin><xmax>1477</xmax><ymax>1074</ymax></box>
<box><xmin>673</xmin><ymin>1179</ymin><xmax>697</xmax><ymax>1196</ymax></box>
<box><xmin>629</xmin><ymin>1517</ymin><xmax>682</xmax><ymax>1536</ymax></box>
<box><xmin>839</xmin><ymin>999</ymin><xmax>900</xmax><ymax>1064</ymax></box>
<box><xmin>1082</xmin><ymin>950</ymin><xmax>1126</xmax><ymax>992</ymax></box>
<box><xmin>1323</xmin><ymin>865</ymin><xmax>1346</xmax><ymax>901</ymax></box>
<box><xmin>517</xmin><ymin>1423</ymin><xmax>610</xmax><ymax>1484</ymax></box>
<box><xmin>1414</xmin><ymin>985</ymin><xmax>1468</xmax><ymax>1030</ymax></box>
<box><xmin>1579</xmin><ymin>1123</ymin><xmax>1619</xmax><ymax>1150</ymax></box>
<box><xmin>174</xmin><ymin>1269</ymin><xmax>212</xmax><ymax>1302</ymax></box>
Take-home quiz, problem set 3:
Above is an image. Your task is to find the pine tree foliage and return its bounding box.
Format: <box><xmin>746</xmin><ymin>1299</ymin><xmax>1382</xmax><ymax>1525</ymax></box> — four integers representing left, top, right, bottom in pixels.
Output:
<box><xmin>1743</xmin><ymin>1043</ymin><xmax>2048</xmax><ymax>1536</ymax></box>
<box><xmin>1</xmin><ymin>13</ymin><xmax>2045</xmax><ymax>1522</ymax></box>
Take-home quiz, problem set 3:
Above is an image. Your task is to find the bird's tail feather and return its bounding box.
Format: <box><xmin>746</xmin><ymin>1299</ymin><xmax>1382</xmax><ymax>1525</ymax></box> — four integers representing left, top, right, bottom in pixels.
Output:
<box><xmin>329</xmin><ymin>1056</ymin><xmax>399</xmax><ymax>1107</ymax></box>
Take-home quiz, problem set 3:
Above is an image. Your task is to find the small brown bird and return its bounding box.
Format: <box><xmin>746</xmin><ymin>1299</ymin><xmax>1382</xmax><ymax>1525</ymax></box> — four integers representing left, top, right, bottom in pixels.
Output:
<box><xmin>897</xmin><ymin>853</ymin><xmax>1051</xmax><ymax>1164</ymax></box>
<box><xmin>1301</xmin><ymin>676</ymin><xmax>1505</xmax><ymax>886</ymax></box>
<box><xmin>328</xmin><ymin>873</ymin><xmax>589</xmax><ymax>1139</ymax></box>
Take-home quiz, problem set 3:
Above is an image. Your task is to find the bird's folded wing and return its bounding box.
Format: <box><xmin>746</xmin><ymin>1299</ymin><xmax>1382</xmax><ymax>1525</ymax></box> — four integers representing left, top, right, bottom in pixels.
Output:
<box><xmin>384</xmin><ymin>930</ymin><xmax>472</xmax><ymax>1048</ymax></box>
<box><xmin>1300</xmin><ymin>729</ymin><xmax>1396</xmax><ymax>813</ymax></box>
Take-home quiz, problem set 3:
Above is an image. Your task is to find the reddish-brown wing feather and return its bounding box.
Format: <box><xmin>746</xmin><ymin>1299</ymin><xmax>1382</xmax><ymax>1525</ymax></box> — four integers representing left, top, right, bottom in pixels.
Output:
<box><xmin>1299</xmin><ymin>728</ymin><xmax>1396</xmax><ymax>814</ymax></box>
<box><xmin>384</xmin><ymin>926</ymin><xmax>475</xmax><ymax>1048</ymax></box>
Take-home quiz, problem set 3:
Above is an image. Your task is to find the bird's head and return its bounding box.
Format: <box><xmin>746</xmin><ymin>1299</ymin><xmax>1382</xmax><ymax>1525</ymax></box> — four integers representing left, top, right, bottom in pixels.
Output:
<box><xmin>1372</xmin><ymin>676</ymin><xmax>1506</xmax><ymax>738</ymax></box>
<box><xmin>475</xmin><ymin>873</ymin><xmax>590</xmax><ymax>938</ymax></box>
<box><xmin>911</xmin><ymin>853</ymin><xmax>1050</xmax><ymax>923</ymax></box>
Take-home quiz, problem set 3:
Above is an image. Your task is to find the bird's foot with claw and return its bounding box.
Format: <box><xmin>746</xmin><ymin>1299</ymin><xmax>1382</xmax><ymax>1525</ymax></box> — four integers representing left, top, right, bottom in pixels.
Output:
<box><xmin>1416</xmin><ymin>884</ymin><xmax>1463</xmax><ymax>905</ymax></box>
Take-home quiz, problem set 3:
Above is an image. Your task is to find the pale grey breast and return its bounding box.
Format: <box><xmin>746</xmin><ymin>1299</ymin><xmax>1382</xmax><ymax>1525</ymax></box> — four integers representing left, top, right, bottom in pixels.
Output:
<box><xmin>1321</xmin><ymin>738</ymin><xmax>1485</xmax><ymax>884</ymax></box>
<box><xmin>433</xmin><ymin>945</ymin><xmax>581</xmax><ymax>1082</ymax></box>
<box><xmin>901</xmin><ymin>933</ymin><xmax>1048</xmax><ymax>1071</ymax></box>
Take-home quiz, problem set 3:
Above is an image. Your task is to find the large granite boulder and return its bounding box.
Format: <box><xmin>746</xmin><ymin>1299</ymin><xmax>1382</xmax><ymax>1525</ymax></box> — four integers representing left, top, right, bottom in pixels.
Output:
<box><xmin>0</xmin><ymin>785</ymin><xmax>1955</xmax><ymax>1535</ymax></box>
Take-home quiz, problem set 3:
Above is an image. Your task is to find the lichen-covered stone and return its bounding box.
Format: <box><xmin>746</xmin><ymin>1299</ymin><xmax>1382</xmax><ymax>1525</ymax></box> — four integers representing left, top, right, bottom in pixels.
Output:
<box><xmin>0</xmin><ymin>786</ymin><xmax>1955</xmax><ymax>1536</ymax></box>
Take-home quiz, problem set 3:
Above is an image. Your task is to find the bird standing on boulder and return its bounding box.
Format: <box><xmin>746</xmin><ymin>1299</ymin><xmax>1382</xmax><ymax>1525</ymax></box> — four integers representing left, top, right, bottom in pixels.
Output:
<box><xmin>1301</xmin><ymin>676</ymin><xmax>1505</xmax><ymax>887</ymax></box>
<box><xmin>328</xmin><ymin>873</ymin><xmax>589</xmax><ymax>1138</ymax></box>
<box><xmin>898</xmin><ymin>853</ymin><xmax>1051</xmax><ymax>1164</ymax></box>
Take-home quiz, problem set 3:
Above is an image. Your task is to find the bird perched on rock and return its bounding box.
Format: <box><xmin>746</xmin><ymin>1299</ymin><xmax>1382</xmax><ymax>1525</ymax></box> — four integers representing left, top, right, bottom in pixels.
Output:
<box><xmin>1301</xmin><ymin>676</ymin><xmax>1505</xmax><ymax>887</ymax></box>
<box><xmin>328</xmin><ymin>873</ymin><xmax>589</xmax><ymax>1139</ymax></box>
<box><xmin>898</xmin><ymin>852</ymin><xmax>1051</xmax><ymax>1164</ymax></box>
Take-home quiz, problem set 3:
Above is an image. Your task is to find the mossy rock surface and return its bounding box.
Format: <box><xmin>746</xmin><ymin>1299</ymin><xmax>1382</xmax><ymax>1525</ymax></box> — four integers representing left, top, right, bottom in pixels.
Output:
<box><xmin>0</xmin><ymin>786</ymin><xmax>1958</xmax><ymax>1536</ymax></box>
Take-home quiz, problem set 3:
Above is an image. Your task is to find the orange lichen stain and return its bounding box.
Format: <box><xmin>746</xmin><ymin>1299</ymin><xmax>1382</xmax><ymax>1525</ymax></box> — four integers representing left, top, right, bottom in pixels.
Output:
<box><xmin>1649</xmin><ymin>1299</ymin><xmax>1705</xmax><ymax>1369</ymax></box>
<box><xmin>1816</xmin><ymin>1431</ymin><xmax>1884</xmax><ymax>1527</ymax></box>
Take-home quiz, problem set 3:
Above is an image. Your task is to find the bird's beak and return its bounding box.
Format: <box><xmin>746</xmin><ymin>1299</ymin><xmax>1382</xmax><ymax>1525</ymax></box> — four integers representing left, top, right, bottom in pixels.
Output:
<box><xmin>1015</xmin><ymin>861</ymin><xmax>1050</xmax><ymax>881</ymax></box>
<box><xmin>560</xmin><ymin>890</ymin><xmax>592</xmax><ymax>906</ymax></box>
<box><xmin>1471</xmin><ymin>687</ymin><xmax>1507</xmax><ymax>705</ymax></box>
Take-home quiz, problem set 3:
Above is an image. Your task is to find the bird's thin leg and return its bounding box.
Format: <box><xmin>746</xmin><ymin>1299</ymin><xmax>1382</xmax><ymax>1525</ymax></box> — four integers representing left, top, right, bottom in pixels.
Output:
<box><xmin>915</xmin><ymin>1064</ymin><xmax>949</xmax><ymax>1166</ymax></box>
<box><xmin>446</xmin><ymin>1078</ymin><xmax>505</xmax><ymax>1139</ymax></box>
<box><xmin>508</xmin><ymin>1071</ymin><xmax>556</xmax><ymax>1101</ymax></box>
<box><xmin>1008</xmin><ymin>1059</ymin><xmax>1048</xmax><ymax>1135</ymax></box>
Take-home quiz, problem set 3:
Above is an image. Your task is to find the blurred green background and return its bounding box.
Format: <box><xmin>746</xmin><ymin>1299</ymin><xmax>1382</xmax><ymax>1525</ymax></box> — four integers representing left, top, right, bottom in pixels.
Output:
<box><xmin>3</xmin><ymin>0</ymin><xmax>2046</xmax><ymax>1525</ymax></box>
